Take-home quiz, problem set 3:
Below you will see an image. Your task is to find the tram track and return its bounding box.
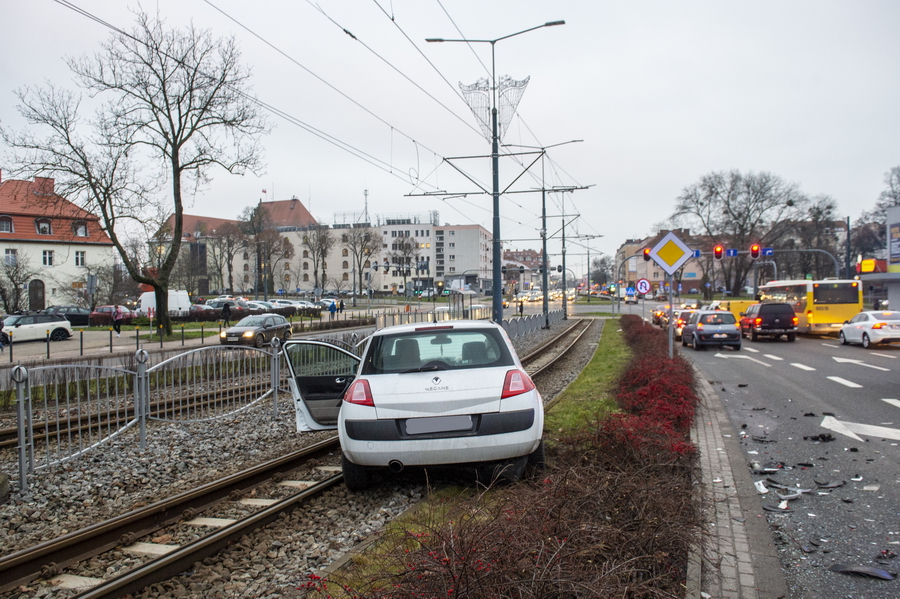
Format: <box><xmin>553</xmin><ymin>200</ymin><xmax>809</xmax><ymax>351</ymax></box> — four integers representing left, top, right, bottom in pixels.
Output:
<box><xmin>0</xmin><ymin>318</ymin><xmax>600</xmax><ymax>598</ymax></box>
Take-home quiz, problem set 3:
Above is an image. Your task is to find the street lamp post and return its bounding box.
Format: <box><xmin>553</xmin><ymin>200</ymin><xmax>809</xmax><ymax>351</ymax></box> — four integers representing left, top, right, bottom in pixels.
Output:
<box><xmin>427</xmin><ymin>20</ymin><xmax>565</xmax><ymax>324</ymax></box>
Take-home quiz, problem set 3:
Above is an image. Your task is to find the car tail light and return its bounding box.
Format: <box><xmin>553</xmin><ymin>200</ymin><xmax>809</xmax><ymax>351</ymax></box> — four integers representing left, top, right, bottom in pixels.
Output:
<box><xmin>872</xmin><ymin>323</ymin><xmax>885</xmax><ymax>329</ymax></box>
<box><xmin>696</xmin><ymin>323</ymin><xmax>704</xmax><ymax>330</ymax></box>
<box><xmin>501</xmin><ymin>369</ymin><xmax>536</xmax><ymax>399</ymax></box>
<box><xmin>792</xmin><ymin>316</ymin><xmax>799</xmax><ymax>326</ymax></box>
<box><xmin>754</xmin><ymin>317</ymin><xmax>762</xmax><ymax>326</ymax></box>
<box><xmin>344</xmin><ymin>379</ymin><xmax>374</xmax><ymax>406</ymax></box>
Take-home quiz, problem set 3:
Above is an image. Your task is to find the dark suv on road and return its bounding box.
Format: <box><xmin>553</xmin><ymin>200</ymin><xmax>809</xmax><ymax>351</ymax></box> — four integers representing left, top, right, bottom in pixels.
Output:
<box><xmin>740</xmin><ymin>303</ymin><xmax>798</xmax><ymax>342</ymax></box>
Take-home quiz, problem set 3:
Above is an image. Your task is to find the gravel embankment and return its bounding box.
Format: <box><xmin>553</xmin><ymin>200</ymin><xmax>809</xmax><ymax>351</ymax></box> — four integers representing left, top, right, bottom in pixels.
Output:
<box><xmin>0</xmin><ymin>318</ymin><xmax>605</xmax><ymax>599</ymax></box>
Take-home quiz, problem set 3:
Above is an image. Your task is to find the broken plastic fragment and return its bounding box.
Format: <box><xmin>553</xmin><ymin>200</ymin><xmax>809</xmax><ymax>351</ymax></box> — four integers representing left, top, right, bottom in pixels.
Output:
<box><xmin>762</xmin><ymin>502</ymin><xmax>792</xmax><ymax>512</ymax></box>
<box><xmin>815</xmin><ymin>480</ymin><xmax>846</xmax><ymax>489</ymax></box>
<box><xmin>755</xmin><ymin>480</ymin><xmax>769</xmax><ymax>494</ymax></box>
<box><xmin>828</xmin><ymin>564</ymin><xmax>896</xmax><ymax>580</ymax></box>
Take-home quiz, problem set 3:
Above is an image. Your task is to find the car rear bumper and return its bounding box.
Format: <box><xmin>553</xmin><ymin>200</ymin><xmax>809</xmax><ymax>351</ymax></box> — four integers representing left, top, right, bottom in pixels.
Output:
<box><xmin>340</xmin><ymin>408</ymin><xmax>541</xmax><ymax>467</ymax></box>
<box><xmin>696</xmin><ymin>333</ymin><xmax>740</xmax><ymax>344</ymax></box>
<box><xmin>752</xmin><ymin>327</ymin><xmax>797</xmax><ymax>334</ymax></box>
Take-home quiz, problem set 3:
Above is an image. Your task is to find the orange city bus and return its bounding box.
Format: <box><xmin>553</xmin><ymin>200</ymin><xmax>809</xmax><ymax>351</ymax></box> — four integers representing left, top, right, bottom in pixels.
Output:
<box><xmin>757</xmin><ymin>279</ymin><xmax>863</xmax><ymax>335</ymax></box>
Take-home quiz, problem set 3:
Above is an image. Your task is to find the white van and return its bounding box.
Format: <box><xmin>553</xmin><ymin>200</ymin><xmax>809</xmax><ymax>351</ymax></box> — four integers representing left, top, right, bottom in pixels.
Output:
<box><xmin>136</xmin><ymin>290</ymin><xmax>192</xmax><ymax>317</ymax></box>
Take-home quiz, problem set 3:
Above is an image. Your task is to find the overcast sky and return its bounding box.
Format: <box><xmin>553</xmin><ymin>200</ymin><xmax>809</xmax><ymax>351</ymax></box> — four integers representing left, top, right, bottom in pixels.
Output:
<box><xmin>3</xmin><ymin>1</ymin><xmax>899</xmax><ymax>274</ymax></box>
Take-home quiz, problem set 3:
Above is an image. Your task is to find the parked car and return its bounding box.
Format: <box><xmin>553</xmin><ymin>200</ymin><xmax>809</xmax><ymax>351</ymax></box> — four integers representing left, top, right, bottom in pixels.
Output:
<box><xmin>839</xmin><ymin>311</ymin><xmax>900</xmax><ymax>348</ymax></box>
<box><xmin>246</xmin><ymin>301</ymin><xmax>276</xmax><ymax>312</ymax></box>
<box><xmin>739</xmin><ymin>303</ymin><xmax>798</xmax><ymax>342</ymax></box>
<box><xmin>206</xmin><ymin>299</ymin><xmax>252</xmax><ymax>318</ymax></box>
<box><xmin>219</xmin><ymin>314</ymin><xmax>292</xmax><ymax>347</ymax></box>
<box><xmin>188</xmin><ymin>304</ymin><xmax>217</xmax><ymax>319</ymax></box>
<box><xmin>281</xmin><ymin>320</ymin><xmax>545</xmax><ymax>491</ymax></box>
<box><xmin>2</xmin><ymin>313</ymin><xmax>73</xmax><ymax>343</ymax></box>
<box><xmin>89</xmin><ymin>305</ymin><xmax>135</xmax><ymax>326</ymax></box>
<box><xmin>682</xmin><ymin>310</ymin><xmax>741</xmax><ymax>351</ymax></box>
<box><xmin>42</xmin><ymin>305</ymin><xmax>91</xmax><ymax>327</ymax></box>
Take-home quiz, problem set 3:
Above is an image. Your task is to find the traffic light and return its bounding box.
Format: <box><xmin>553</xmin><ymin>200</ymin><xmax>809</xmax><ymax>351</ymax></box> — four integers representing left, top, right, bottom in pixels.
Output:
<box><xmin>556</xmin><ymin>265</ymin><xmax>562</xmax><ymax>272</ymax></box>
<box><xmin>642</xmin><ymin>248</ymin><xmax>651</xmax><ymax>261</ymax></box>
<box><xmin>749</xmin><ymin>244</ymin><xmax>761</xmax><ymax>260</ymax></box>
<box><xmin>713</xmin><ymin>245</ymin><xmax>724</xmax><ymax>260</ymax></box>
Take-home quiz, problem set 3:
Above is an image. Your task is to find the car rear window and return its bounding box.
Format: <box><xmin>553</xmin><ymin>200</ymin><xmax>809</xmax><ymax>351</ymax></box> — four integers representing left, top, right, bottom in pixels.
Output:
<box><xmin>700</xmin><ymin>313</ymin><xmax>736</xmax><ymax>324</ymax></box>
<box><xmin>872</xmin><ymin>312</ymin><xmax>900</xmax><ymax>321</ymax></box>
<box><xmin>363</xmin><ymin>328</ymin><xmax>514</xmax><ymax>374</ymax></box>
<box><xmin>760</xmin><ymin>304</ymin><xmax>795</xmax><ymax>315</ymax></box>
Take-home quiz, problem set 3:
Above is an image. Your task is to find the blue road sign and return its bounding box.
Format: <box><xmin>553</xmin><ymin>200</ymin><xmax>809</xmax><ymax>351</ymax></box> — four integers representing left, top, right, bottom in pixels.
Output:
<box><xmin>725</xmin><ymin>248</ymin><xmax>739</xmax><ymax>257</ymax></box>
<box><xmin>277</xmin><ymin>289</ymin><xmax>284</xmax><ymax>295</ymax></box>
<box><xmin>692</xmin><ymin>249</ymin><xmax>702</xmax><ymax>258</ymax></box>
<box><xmin>705</xmin><ymin>282</ymin><xmax>712</xmax><ymax>288</ymax></box>
<box><xmin>762</xmin><ymin>247</ymin><xmax>774</xmax><ymax>256</ymax></box>
<box><xmin>626</xmin><ymin>287</ymin><xmax>635</xmax><ymax>295</ymax></box>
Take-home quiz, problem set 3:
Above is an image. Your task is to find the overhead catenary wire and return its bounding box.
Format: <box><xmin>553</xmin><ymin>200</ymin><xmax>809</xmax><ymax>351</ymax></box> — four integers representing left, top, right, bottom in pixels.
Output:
<box><xmin>49</xmin><ymin>0</ymin><xmax>443</xmax><ymax>192</ymax></box>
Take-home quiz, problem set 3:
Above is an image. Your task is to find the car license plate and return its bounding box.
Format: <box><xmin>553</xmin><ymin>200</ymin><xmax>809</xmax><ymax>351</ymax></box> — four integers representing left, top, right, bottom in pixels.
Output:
<box><xmin>713</xmin><ymin>333</ymin><xmax>727</xmax><ymax>338</ymax></box>
<box><xmin>227</xmin><ymin>336</ymin><xmax>239</xmax><ymax>340</ymax></box>
<box><xmin>406</xmin><ymin>415</ymin><xmax>472</xmax><ymax>435</ymax></box>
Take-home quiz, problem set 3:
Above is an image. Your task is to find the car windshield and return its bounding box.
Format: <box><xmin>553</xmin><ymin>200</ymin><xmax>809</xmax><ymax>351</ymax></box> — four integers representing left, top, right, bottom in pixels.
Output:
<box><xmin>363</xmin><ymin>327</ymin><xmax>515</xmax><ymax>374</ymax></box>
<box><xmin>701</xmin><ymin>313</ymin><xmax>736</xmax><ymax>325</ymax></box>
<box><xmin>235</xmin><ymin>316</ymin><xmax>266</xmax><ymax>327</ymax></box>
<box><xmin>4</xmin><ymin>315</ymin><xmax>23</xmax><ymax>326</ymax></box>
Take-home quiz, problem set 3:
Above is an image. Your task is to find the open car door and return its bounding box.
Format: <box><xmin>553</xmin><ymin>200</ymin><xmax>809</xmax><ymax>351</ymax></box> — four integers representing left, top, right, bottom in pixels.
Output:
<box><xmin>282</xmin><ymin>339</ymin><xmax>361</xmax><ymax>431</ymax></box>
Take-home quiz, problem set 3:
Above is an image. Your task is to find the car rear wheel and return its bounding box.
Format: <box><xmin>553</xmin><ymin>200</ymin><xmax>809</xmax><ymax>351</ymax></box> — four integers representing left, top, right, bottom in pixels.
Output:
<box><xmin>681</xmin><ymin>335</ymin><xmax>688</xmax><ymax>346</ymax></box>
<box><xmin>731</xmin><ymin>343</ymin><xmax>741</xmax><ymax>351</ymax></box>
<box><xmin>50</xmin><ymin>328</ymin><xmax>70</xmax><ymax>341</ymax></box>
<box><xmin>254</xmin><ymin>334</ymin><xmax>265</xmax><ymax>348</ymax></box>
<box><xmin>750</xmin><ymin>330</ymin><xmax>758</xmax><ymax>342</ymax></box>
<box><xmin>526</xmin><ymin>440</ymin><xmax>546</xmax><ymax>475</ymax></box>
<box><xmin>839</xmin><ymin>331</ymin><xmax>848</xmax><ymax>345</ymax></box>
<box><xmin>786</xmin><ymin>333</ymin><xmax>796</xmax><ymax>342</ymax></box>
<box><xmin>692</xmin><ymin>335</ymin><xmax>703</xmax><ymax>351</ymax></box>
<box><xmin>862</xmin><ymin>333</ymin><xmax>872</xmax><ymax>349</ymax></box>
<box><xmin>282</xmin><ymin>330</ymin><xmax>291</xmax><ymax>342</ymax></box>
<box><xmin>342</xmin><ymin>455</ymin><xmax>371</xmax><ymax>492</ymax></box>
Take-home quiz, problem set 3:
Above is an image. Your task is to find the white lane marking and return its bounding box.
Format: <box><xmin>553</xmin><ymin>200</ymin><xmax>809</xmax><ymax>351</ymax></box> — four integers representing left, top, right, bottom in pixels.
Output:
<box><xmin>882</xmin><ymin>399</ymin><xmax>900</xmax><ymax>410</ymax></box>
<box><xmin>820</xmin><ymin>416</ymin><xmax>864</xmax><ymax>441</ymax></box>
<box><xmin>821</xmin><ymin>415</ymin><xmax>900</xmax><ymax>441</ymax></box>
<box><xmin>869</xmin><ymin>352</ymin><xmax>897</xmax><ymax>359</ymax></box>
<box><xmin>822</xmin><ymin>343</ymin><xmax>840</xmax><ymax>348</ymax></box>
<box><xmin>764</xmin><ymin>354</ymin><xmax>784</xmax><ymax>361</ymax></box>
<box><xmin>832</xmin><ymin>356</ymin><xmax>890</xmax><ymax>372</ymax></box>
<box><xmin>791</xmin><ymin>363</ymin><xmax>816</xmax><ymax>371</ymax></box>
<box><xmin>714</xmin><ymin>353</ymin><xmax>772</xmax><ymax>367</ymax></box>
<box><xmin>743</xmin><ymin>347</ymin><xmax>760</xmax><ymax>353</ymax></box>
<box><xmin>827</xmin><ymin>376</ymin><xmax>862</xmax><ymax>388</ymax></box>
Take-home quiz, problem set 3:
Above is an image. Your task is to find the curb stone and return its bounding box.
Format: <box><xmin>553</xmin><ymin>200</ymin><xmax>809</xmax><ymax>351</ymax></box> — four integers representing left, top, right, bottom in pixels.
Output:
<box><xmin>691</xmin><ymin>370</ymin><xmax>789</xmax><ymax>599</ymax></box>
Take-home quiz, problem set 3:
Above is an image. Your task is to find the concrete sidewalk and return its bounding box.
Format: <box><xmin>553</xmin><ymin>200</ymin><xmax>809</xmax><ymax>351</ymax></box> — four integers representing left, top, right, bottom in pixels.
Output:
<box><xmin>690</xmin><ymin>376</ymin><xmax>789</xmax><ymax>599</ymax></box>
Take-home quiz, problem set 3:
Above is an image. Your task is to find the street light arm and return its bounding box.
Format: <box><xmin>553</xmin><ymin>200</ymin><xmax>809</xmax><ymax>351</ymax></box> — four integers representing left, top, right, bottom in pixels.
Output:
<box><xmin>425</xmin><ymin>20</ymin><xmax>564</xmax><ymax>44</ymax></box>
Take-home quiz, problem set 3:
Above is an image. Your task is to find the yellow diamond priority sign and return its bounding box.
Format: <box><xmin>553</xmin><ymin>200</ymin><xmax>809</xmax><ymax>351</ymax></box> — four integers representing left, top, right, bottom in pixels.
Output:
<box><xmin>648</xmin><ymin>232</ymin><xmax>692</xmax><ymax>275</ymax></box>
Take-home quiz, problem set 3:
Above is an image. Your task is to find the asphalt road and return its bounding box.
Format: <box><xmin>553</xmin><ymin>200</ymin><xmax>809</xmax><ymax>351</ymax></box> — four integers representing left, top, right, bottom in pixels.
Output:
<box><xmin>681</xmin><ymin>330</ymin><xmax>900</xmax><ymax>598</ymax></box>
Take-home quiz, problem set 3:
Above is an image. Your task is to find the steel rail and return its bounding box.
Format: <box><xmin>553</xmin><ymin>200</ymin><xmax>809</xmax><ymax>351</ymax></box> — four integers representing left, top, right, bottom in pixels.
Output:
<box><xmin>522</xmin><ymin>319</ymin><xmax>593</xmax><ymax>378</ymax></box>
<box><xmin>71</xmin><ymin>474</ymin><xmax>343</xmax><ymax>599</ymax></box>
<box><xmin>0</xmin><ymin>436</ymin><xmax>340</xmax><ymax>593</ymax></box>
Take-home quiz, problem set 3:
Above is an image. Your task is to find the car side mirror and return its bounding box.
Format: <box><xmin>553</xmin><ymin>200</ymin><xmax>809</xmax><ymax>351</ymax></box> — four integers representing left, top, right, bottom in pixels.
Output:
<box><xmin>739</xmin><ymin>312</ymin><xmax>744</xmax><ymax>317</ymax></box>
<box><xmin>843</xmin><ymin>320</ymin><xmax>849</xmax><ymax>324</ymax></box>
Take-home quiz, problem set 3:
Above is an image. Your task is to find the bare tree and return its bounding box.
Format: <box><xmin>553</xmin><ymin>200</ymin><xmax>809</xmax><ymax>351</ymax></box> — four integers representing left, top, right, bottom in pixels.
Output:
<box><xmin>672</xmin><ymin>170</ymin><xmax>805</xmax><ymax>294</ymax></box>
<box><xmin>205</xmin><ymin>222</ymin><xmax>246</xmax><ymax>293</ymax></box>
<box><xmin>2</xmin><ymin>12</ymin><xmax>267</xmax><ymax>334</ymax></box>
<box><xmin>390</xmin><ymin>237</ymin><xmax>420</xmax><ymax>296</ymax></box>
<box><xmin>0</xmin><ymin>252</ymin><xmax>39</xmax><ymax>313</ymax></box>
<box><xmin>302</xmin><ymin>226</ymin><xmax>335</xmax><ymax>294</ymax></box>
<box><xmin>344</xmin><ymin>227</ymin><xmax>382</xmax><ymax>295</ymax></box>
<box><xmin>259</xmin><ymin>230</ymin><xmax>294</xmax><ymax>294</ymax></box>
<box><xmin>855</xmin><ymin>166</ymin><xmax>900</xmax><ymax>256</ymax></box>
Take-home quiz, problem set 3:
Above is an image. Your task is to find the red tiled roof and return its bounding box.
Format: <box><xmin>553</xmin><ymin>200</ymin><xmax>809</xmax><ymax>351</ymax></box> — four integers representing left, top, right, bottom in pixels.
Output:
<box><xmin>258</xmin><ymin>198</ymin><xmax>317</xmax><ymax>229</ymax></box>
<box><xmin>164</xmin><ymin>199</ymin><xmax>318</xmax><ymax>240</ymax></box>
<box><xmin>0</xmin><ymin>177</ymin><xmax>113</xmax><ymax>245</ymax></box>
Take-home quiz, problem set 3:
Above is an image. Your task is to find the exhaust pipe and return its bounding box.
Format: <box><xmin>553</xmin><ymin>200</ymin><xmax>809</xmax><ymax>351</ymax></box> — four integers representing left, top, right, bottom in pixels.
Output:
<box><xmin>388</xmin><ymin>460</ymin><xmax>404</xmax><ymax>473</ymax></box>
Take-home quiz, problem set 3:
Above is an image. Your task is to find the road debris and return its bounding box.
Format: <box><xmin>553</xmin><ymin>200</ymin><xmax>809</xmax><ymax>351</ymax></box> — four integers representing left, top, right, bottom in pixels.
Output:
<box><xmin>828</xmin><ymin>564</ymin><xmax>896</xmax><ymax>580</ymax></box>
